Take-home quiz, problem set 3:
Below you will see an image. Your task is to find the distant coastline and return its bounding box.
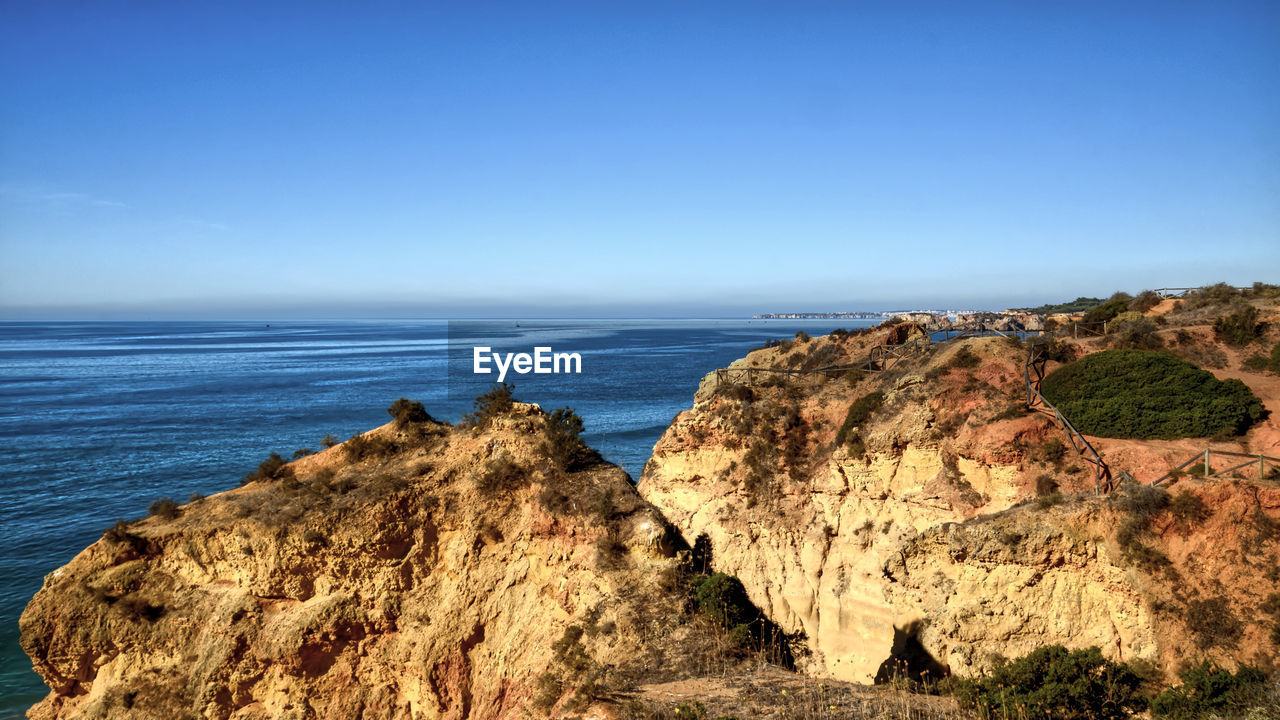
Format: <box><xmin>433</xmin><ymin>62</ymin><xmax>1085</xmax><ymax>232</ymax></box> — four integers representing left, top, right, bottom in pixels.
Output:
<box><xmin>753</xmin><ymin>309</ymin><xmax>983</xmax><ymax>320</ymax></box>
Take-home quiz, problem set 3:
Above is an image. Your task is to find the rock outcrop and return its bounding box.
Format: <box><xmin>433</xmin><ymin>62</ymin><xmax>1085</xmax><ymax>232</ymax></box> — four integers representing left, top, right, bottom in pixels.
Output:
<box><xmin>21</xmin><ymin>403</ymin><xmax>687</xmax><ymax>720</ymax></box>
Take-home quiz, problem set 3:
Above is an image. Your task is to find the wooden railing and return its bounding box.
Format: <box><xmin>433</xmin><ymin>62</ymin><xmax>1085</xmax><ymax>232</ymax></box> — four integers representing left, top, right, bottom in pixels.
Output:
<box><xmin>1153</xmin><ymin>286</ymin><xmax>1251</xmax><ymax>298</ymax></box>
<box><xmin>1023</xmin><ymin>344</ymin><xmax>1116</xmax><ymax>493</ymax></box>
<box><xmin>1069</xmin><ymin>321</ymin><xmax>1108</xmax><ymax>338</ymax></box>
<box><xmin>1151</xmin><ymin>449</ymin><xmax>1280</xmax><ymax>486</ymax></box>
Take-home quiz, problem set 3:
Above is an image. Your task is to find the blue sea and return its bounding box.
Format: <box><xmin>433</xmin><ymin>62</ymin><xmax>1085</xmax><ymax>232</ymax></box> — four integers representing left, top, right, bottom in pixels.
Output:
<box><xmin>0</xmin><ymin>318</ymin><xmax>871</xmax><ymax>716</ymax></box>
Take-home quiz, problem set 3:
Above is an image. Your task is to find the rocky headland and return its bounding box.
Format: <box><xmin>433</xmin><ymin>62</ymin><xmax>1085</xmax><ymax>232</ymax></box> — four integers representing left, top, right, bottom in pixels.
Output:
<box><xmin>20</xmin><ymin>286</ymin><xmax>1280</xmax><ymax>718</ymax></box>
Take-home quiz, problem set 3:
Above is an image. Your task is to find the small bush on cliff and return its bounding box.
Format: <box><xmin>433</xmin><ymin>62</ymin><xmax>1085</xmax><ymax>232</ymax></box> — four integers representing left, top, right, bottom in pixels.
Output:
<box><xmin>103</xmin><ymin>520</ymin><xmax>144</xmax><ymax>549</ymax></box>
<box><xmin>1113</xmin><ymin>484</ymin><xmax>1172</xmax><ymax>572</ymax></box>
<box><xmin>544</xmin><ymin>406</ymin><xmax>600</xmax><ymax>471</ymax></box>
<box><xmin>1108</xmin><ymin>318</ymin><xmax>1164</xmax><ymax>351</ymax></box>
<box><xmin>780</xmin><ymin>406</ymin><xmax>809</xmax><ymax>476</ymax></box>
<box><xmin>687</xmin><ymin>572</ymin><xmax>792</xmax><ymax>664</ymax></box>
<box><xmin>534</xmin><ymin>624</ymin><xmax>605</xmax><ymax>712</ymax></box>
<box><xmin>1128</xmin><ymin>290</ymin><xmax>1163</xmax><ymax>313</ymax></box>
<box><xmin>1082</xmin><ymin>297</ymin><xmax>1131</xmax><ymax>326</ymax></box>
<box><xmin>1168</xmin><ymin>491</ymin><xmax>1211</xmax><ymax>534</ymax></box>
<box><xmin>387</xmin><ymin>397</ymin><xmax>433</xmax><ymax>426</ymax></box>
<box><xmin>147</xmin><ymin>497</ymin><xmax>179</xmax><ymax>520</ymax></box>
<box><xmin>1214</xmin><ymin>304</ymin><xmax>1263</xmax><ymax>346</ymax></box>
<box><xmin>691</xmin><ymin>573</ymin><xmax>755</xmax><ymax>630</ymax></box>
<box><xmin>946</xmin><ymin>346</ymin><xmax>982</xmax><ymax>370</ymax></box>
<box><xmin>466</xmin><ymin>383</ymin><xmax>515</xmax><ymax>427</ymax></box>
<box><xmin>716</xmin><ymin>383</ymin><xmax>755</xmax><ymax>403</ymax></box>
<box><xmin>1151</xmin><ymin>662</ymin><xmax>1271</xmax><ymax>720</ymax></box>
<box><xmin>476</xmin><ymin>456</ymin><xmax>527</xmax><ymax>494</ymax></box>
<box><xmin>1040</xmin><ymin>350</ymin><xmax>1265</xmax><ymax>439</ymax></box>
<box><xmin>1031</xmin><ymin>336</ymin><xmax>1078</xmax><ymax>363</ymax></box>
<box><xmin>836</xmin><ymin>391</ymin><xmax>885</xmax><ymax>446</ymax></box>
<box><xmin>951</xmin><ymin>645</ymin><xmax>1146</xmax><ymax>720</ymax></box>
<box><xmin>343</xmin><ymin>433</ymin><xmax>395</xmax><ymax>461</ymax></box>
<box><xmin>1186</xmin><ymin>596</ymin><xmax>1243</xmax><ymax>649</ymax></box>
<box><xmin>241</xmin><ymin>452</ymin><xmax>295</xmax><ymax>484</ymax></box>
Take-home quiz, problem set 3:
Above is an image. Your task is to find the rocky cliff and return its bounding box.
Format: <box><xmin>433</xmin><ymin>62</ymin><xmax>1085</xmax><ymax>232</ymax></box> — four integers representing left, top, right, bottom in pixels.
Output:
<box><xmin>20</xmin><ymin>402</ymin><xmax>693</xmax><ymax>720</ymax></box>
<box><xmin>22</xmin><ymin>306</ymin><xmax>1280</xmax><ymax>718</ymax></box>
<box><xmin>639</xmin><ymin>327</ymin><xmax>1280</xmax><ymax>684</ymax></box>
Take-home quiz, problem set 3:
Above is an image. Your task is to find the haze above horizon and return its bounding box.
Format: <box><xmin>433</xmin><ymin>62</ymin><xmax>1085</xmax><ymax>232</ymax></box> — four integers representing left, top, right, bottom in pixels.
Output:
<box><xmin>2</xmin><ymin>2</ymin><xmax>1278</xmax><ymax>320</ymax></box>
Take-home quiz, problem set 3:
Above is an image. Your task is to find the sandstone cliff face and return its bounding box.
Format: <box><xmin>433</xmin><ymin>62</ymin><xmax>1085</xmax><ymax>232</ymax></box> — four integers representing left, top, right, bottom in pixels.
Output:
<box><xmin>640</xmin><ymin>331</ymin><xmax>1280</xmax><ymax>684</ymax></box>
<box><xmin>882</xmin><ymin>501</ymin><xmax>1158</xmax><ymax>676</ymax></box>
<box><xmin>21</xmin><ymin>404</ymin><xmax>682</xmax><ymax>720</ymax></box>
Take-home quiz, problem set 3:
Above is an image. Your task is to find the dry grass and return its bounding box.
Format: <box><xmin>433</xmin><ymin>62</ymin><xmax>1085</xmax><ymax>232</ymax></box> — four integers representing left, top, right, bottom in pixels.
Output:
<box><xmin>627</xmin><ymin>666</ymin><xmax>971</xmax><ymax>719</ymax></box>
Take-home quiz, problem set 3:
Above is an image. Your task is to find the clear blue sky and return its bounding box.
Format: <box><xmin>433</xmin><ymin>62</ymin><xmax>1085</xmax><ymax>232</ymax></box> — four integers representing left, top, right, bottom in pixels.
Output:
<box><xmin>2</xmin><ymin>1</ymin><xmax>1277</xmax><ymax>318</ymax></box>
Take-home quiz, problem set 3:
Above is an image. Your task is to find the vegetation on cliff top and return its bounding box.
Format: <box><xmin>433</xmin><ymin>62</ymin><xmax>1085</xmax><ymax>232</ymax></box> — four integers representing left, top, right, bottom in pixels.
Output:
<box><xmin>1040</xmin><ymin>350</ymin><xmax>1265</xmax><ymax>439</ymax></box>
<box><xmin>954</xmin><ymin>645</ymin><xmax>1276</xmax><ymax>720</ymax></box>
<box><xmin>952</xmin><ymin>645</ymin><xmax>1147</xmax><ymax>720</ymax></box>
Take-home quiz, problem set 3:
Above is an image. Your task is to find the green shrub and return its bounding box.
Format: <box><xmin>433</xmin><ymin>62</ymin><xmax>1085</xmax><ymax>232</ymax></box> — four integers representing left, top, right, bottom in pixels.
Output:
<box><xmin>1128</xmin><ymin>290</ymin><xmax>1162</xmax><ymax>313</ymax></box>
<box><xmin>1021</xmin><ymin>297</ymin><xmax>1104</xmax><ymax>314</ymax></box>
<box><xmin>543</xmin><ymin>406</ymin><xmax>599</xmax><ymax>471</ymax></box>
<box><xmin>1116</xmin><ymin>483</ymin><xmax>1170</xmax><ymax>518</ymax></box>
<box><xmin>467</xmin><ymin>383</ymin><xmax>515</xmax><ymax>427</ymax></box>
<box><xmin>687</xmin><ymin>572</ymin><xmax>790</xmax><ymax>663</ymax></box>
<box><xmin>387</xmin><ymin>397</ymin><xmax>433</xmax><ymax>426</ymax></box>
<box><xmin>1151</xmin><ymin>662</ymin><xmax>1270</xmax><ymax>720</ymax></box>
<box><xmin>1037</xmin><ymin>438</ymin><xmax>1067</xmax><ymax>465</ymax></box>
<box><xmin>1185</xmin><ymin>596</ymin><xmax>1243</xmax><ymax>649</ymax></box>
<box><xmin>691</xmin><ymin>573</ymin><xmax>756</xmax><ymax>630</ymax></box>
<box><xmin>1037</xmin><ymin>492</ymin><xmax>1065</xmax><ymax>509</ymax></box>
<box><xmin>241</xmin><ymin>452</ymin><xmax>294</xmax><ymax>484</ymax></box>
<box><xmin>292</xmin><ymin>447</ymin><xmax>315</xmax><ymax>459</ymax></box>
<box><xmin>1032</xmin><ymin>336</ymin><xmax>1078</xmax><ymax>363</ymax></box>
<box><xmin>1082</xmin><ymin>297</ymin><xmax>1131</xmax><ymax>325</ymax></box>
<box><xmin>951</xmin><ymin>645</ymin><xmax>1146</xmax><ymax>720</ymax></box>
<box><xmin>1185</xmin><ymin>282</ymin><xmax>1243</xmax><ymax>309</ymax></box>
<box><xmin>147</xmin><ymin>498</ymin><xmax>179</xmax><ymax>520</ymax></box>
<box><xmin>1270</xmin><ymin>341</ymin><xmax>1280</xmax><ymax>374</ymax></box>
<box><xmin>1040</xmin><ymin>350</ymin><xmax>1265</xmax><ymax>439</ymax></box>
<box><xmin>321</xmin><ymin>433</ymin><xmax>340</xmax><ymax>448</ymax></box>
<box><xmin>835</xmin><ymin>391</ymin><xmax>885</xmax><ymax>446</ymax></box>
<box><xmin>342</xmin><ymin>433</ymin><xmax>394</xmax><ymax>462</ymax></box>
<box><xmin>103</xmin><ymin>519</ymin><xmax>142</xmax><ymax>546</ymax></box>
<box><xmin>1213</xmin><ymin>304</ymin><xmax>1262</xmax><ymax>346</ymax></box>
<box><xmin>1108</xmin><ymin>318</ymin><xmax>1164</xmax><ymax>350</ymax></box>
